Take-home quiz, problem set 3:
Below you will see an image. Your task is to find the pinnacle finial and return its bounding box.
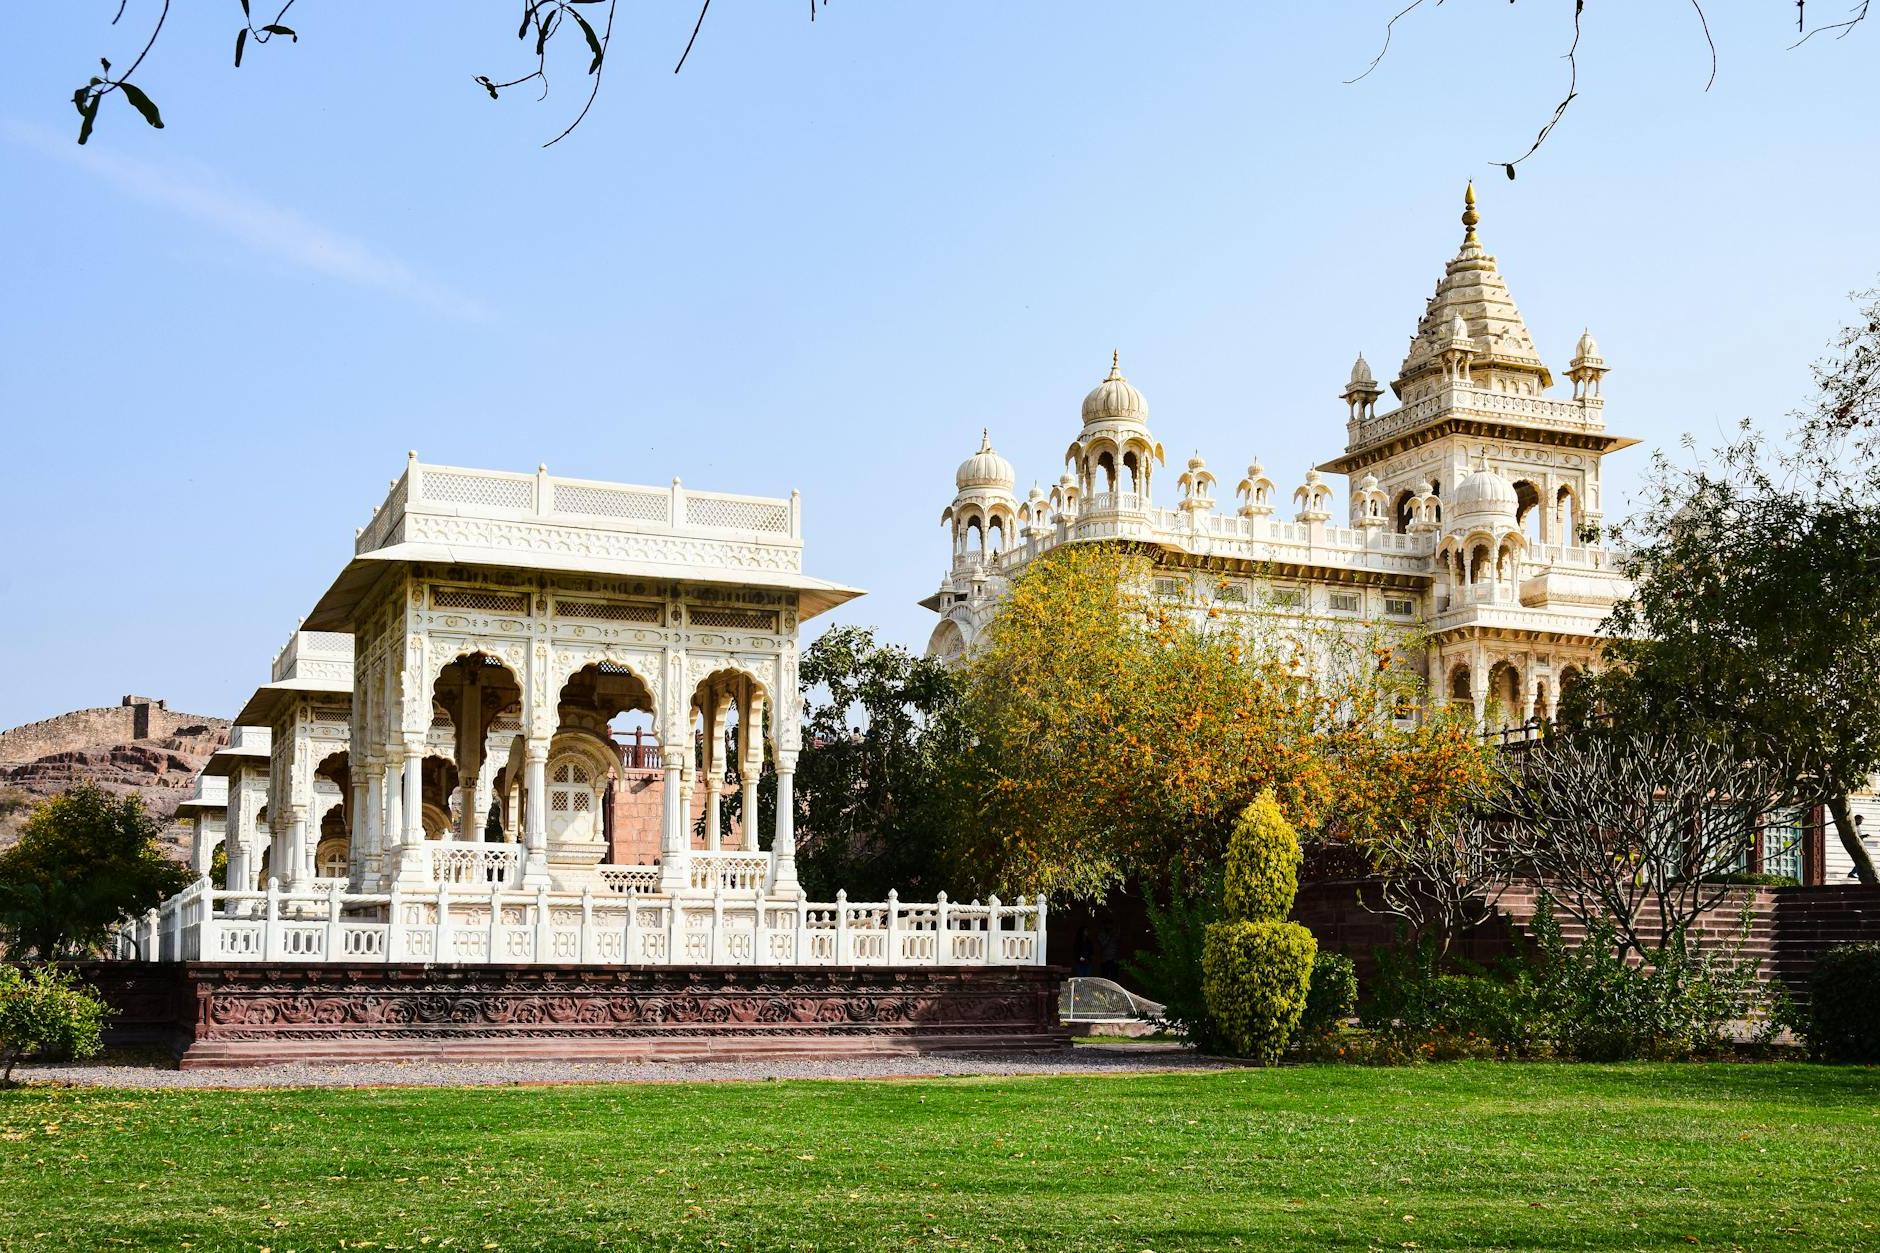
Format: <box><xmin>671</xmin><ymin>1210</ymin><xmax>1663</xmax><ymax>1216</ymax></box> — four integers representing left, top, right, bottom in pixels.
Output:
<box><xmin>1108</xmin><ymin>349</ymin><xmax>1121</xmax><ymax>381</ymax></box>
<box><xmin>979</xmin><ymin>427</ymin><xmax>992</xmax><ymax>452</ymax></box>
<box><xmin>1462</xmin><ymin>180</ymin><xmax>1480</xmax><ymax>244</ymax></box>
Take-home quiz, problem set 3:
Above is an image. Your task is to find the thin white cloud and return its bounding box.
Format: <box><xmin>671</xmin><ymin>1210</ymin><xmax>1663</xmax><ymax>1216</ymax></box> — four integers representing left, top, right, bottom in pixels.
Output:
<box><xmin>2</xmin><ymin>119</ymin><xmax>493</xmax><ymax>322</ymax></box>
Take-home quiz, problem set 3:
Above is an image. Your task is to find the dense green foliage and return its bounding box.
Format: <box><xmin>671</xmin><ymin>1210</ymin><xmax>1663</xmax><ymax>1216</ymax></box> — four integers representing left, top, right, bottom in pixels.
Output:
<box><xmin>728</xmin><ymin>626</ymin><xmax>971</xmax><ymax>901</ymax></box>
<box><xmin>1124</xmin><ymin>871</ymin><xmax>1223</xmax><ymax>1051</ymax></box>
<box><xmin>1298</xmin><ymin>950</ymin><xmax>1359</xmax><ymax>1039</ymax></box>
<box><xmin>1805</xmin><ymin>943</ymin><xmax>1880</xmax><ymax>1063</ymax></box>
<box><xmin>956</xmin><ymin>546</ymin><xmax>1490</xmax><ymax>902</ymax></box>
<box><xmin>789</xmin><ymin>626</ymin><xmax>971</xmax><ymax>901</ymax></box>
<box><xmin>1201</xmin><ymin>920</ymin><xmax>1317</xmax><ymax>1062</ymax></box>
<box><xmin>1201</xmin><ymin>796</ymin><xmax>1317</xmax><ymax>1061</ymax></box>
<box><xmin>1588</xmin><ymin>383</ymin><xmax>1880</xmax><ymax>887</ymax></box>
<box><xmin>3</xmin><ymin>1067</ymin><xmax>1878</xmax><ymax>1250</ymax></box>
<box><xmin>1220</xmin><ymin>791</ymin><xmax>1300</xmax><ymax>922</ymax></box>
<box><xmin>1359</xmin><ymin>902</ymin><xmax>1775</xmax><ymax>1062</ymax></box>
<box><xmin>0</xmin><ymin>965</ymin><xmax>108</xmax><ymax>1085</ymax></box>
<box><xmin>0</xmin><ymin>784</ymin><xmax>191</xmax><ymax>959</ymax></box>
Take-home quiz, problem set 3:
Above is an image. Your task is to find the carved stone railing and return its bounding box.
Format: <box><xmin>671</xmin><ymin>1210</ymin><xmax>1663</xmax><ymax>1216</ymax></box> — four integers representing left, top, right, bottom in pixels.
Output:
<box><xmin>118</xmin><ymin>878</ymin><xmax>1050</xmax><ymax>969</ymax></box>
<box><xmin>688</xmin><ymin>852</ymin><xmax>771</xmax><ymax>893</ymax></box>
<box><xmin>421</xmin><ymin>841</ymin><xmax>521</xmax><ymax>887</ymax></box>
<box><xmin>598</xmin><ymin>865</ymin><xmax>662</xmax><ymax>895</ymax></box>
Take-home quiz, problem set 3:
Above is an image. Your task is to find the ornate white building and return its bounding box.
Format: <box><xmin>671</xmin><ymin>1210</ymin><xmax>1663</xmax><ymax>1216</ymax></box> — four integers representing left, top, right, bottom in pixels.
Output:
<box><xmin>139</xmin><ymin>456</ymin><xmax>1052</xmax><ymax>971</ymax></box>
<box><xmin>925</xmin><ymin>187</ymin><xmax>1637</xmax><ymax>729</ymax></box>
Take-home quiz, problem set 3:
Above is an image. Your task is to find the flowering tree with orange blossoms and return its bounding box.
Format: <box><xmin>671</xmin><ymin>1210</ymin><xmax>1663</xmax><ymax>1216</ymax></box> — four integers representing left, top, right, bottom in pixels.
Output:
<box><xmin>953</xmin><ymin>545</ymin><xmax>1493</xmax><ymax>902</ymax></box>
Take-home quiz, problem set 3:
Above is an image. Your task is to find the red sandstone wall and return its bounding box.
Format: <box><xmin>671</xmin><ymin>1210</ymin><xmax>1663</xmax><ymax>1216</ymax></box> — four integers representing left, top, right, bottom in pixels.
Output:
<box><xmin>605</xmin><ymin>769</ymin><xmax>742</xmax><ymax>866</ymax></box>
<box><xmin>1772</xmin><ymin>885</ymin><xmax>1880</xmax><ymax>1005</ymax></box>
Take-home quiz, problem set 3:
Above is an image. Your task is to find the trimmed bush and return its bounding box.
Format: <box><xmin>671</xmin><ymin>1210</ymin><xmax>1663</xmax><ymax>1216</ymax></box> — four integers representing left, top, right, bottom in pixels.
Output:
<box><xmin>1202</xmin><ymin>919</ymin><xmax>1317</xmax><ymax>1062</ymax></box>
<box><xmin>1805</xmin><ymin>943</ymin><xmax>1880</xmax><ymax>1063</ymax></box>
<box><xmin>1299</xmin><ymin>950</ymin><xmax>1358</xmax><ymax>1039</ymax></box>
<box><xmin>1202</xmin><ymin>791</ymin><xmax>1318</xmax><ymax>1061</ymax></box>
<box><xmin>1220</xmin><ymin>791</ymin><xmax>1302</xmax><ymax>923</ymax></box>
<box><xmin>0</xmin><ymin>964</ymin><xmax>109</xmax><ymax>1084</ymax></box>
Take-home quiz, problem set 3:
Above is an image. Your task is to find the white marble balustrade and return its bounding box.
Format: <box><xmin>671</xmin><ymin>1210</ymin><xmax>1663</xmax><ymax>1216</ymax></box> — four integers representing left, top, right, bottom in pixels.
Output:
<box><xmin>118</xmin><ymin>878</ymin><xmax>1049</xmax><ymax>968</ymax></box>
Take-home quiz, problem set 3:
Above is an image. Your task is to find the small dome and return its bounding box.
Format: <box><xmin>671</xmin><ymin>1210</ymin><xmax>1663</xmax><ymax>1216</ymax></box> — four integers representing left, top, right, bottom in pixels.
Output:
<box><xmin>1349</xmin><ymin>353</ymin><xmax>1375</xmax><ymax>386</ymax></box>
<box><xmin>955</xmin><ymin>429</ymin><xmax>1015</xmax><ymax>493</ymax></box>
<box><xmin>1446</xmin><ymin>311</ymin><xmax>1472</xmax><ymax>344</ymax></box>
<box><xmin>1450</xmin><ymin>465</ymin><xmax>1518</xmax><ymax>522</ymax></box>
<box><xmin>1081</xmin><ymin>352</ymin><xmax>1149</xmax><ymax>427</ymax></box>
<box><xmin>1574</xmin><ymin>327</ymin><xmax>1601</xmax><ymax>360</ymax></box>
<box><xmin>1026</xmin><ymin>482</ymin><xmax>1047</xmax><ymax>504</ymax></box>
<box><xmin>1246</xmin><ymin>460</ymin><xmax>1265</xmax><ymax>478</ymax></box>
<box><xmin>1186</xmin><ymin>452</ymin><xmax>1207</xmax><ymax>473</ymax></box>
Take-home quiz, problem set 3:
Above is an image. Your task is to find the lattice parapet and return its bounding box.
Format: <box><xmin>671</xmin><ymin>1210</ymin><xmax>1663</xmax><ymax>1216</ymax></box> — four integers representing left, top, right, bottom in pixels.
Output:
<box><xmin>271</xmin><ymin>629</ymin><xmax>356</xmax><ymax>684</ymax></box>
<box><xmin>355</xmin><ymin>457</ymin><xmax>804</xmax><ymax>568</ymax></box>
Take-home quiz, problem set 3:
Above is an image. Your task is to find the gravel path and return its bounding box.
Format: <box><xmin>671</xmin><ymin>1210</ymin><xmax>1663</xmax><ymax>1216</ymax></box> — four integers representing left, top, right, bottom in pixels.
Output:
<box><xmin>17</xmin><ymin>1045</ymin><xmax>1238</xmax><ymax>1090</ymax></box>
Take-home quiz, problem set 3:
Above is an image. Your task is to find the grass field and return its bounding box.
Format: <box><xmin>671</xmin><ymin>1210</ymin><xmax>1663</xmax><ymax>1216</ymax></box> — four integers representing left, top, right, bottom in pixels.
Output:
<box><xmin>3</xmin><ymin>1063</ymin><xmax>1877</xmax><ymax>1251</ymax></box>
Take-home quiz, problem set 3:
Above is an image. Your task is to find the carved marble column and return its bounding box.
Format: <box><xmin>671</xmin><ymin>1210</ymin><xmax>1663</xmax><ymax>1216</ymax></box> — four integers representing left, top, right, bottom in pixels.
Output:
<box><xmin>738</xmin><ymin>688</ymin><xmax>764</xmax><ymax>852</ymax></box>
<box><xmin>522</xmin><ymin>739</ymin><xmax>550</xmax><ymax>888</ymax></box>
<box><xmin>360</xmin><ymin>763</ymin><xmax>384</xmax><ymax>889</ymax></box>
<box><xmin>392</xmin><ymin>738</ymin><xmax>429</xmax><ymax>886</ymax></box>
<box><xmin>658</xmin><ymin>740</ymin><xmax>688</xmax><ymax>891</ymax></box>
<box><xmin>771</xmin><ymin>752</ymin><xmax>800</xmax><ymax>898</ymax></box>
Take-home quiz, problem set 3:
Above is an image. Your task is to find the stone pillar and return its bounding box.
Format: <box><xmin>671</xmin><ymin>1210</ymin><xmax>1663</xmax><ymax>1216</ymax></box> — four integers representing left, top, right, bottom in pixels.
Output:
<box><xmin>740</xmin><ymin>692</ymin><xmax>764</xmax><ymax>852</ymax></box>
<box><xmin>659</xmin><ymin>742</ymin><xmax>689</xmax><ymax>892</ymax></box>
<box><xmin>285</xmin><ymin>806</ymin><xmax>311</xmax><ymax>891</ymax></box>
<box><xmin>348</xmin><ymin>773</ymin><xmax>369</xmax><ymax>885</ymax></box>
<box><xmin>361</xmin><ymin>764</ymin><xmax>384</xmax><ymax>889</ymax></box>
<box><xmin>455</xmin><ymin>676</ymin><xmax>483</xmax><ymax>840</ymax></box>
<box><xmin>1520</xmin><ymin>672</ymin><xmax>1539</xmax><ymax>727</ymax></box>
<box><xmin>383</xmin><ymin>753</ymin><xmax>404</xmax><ymax>863</ymax></box>
<box><xmin>522</xmin><ymin>740</ymin><xmax>550</xmax><ymax>888</ymax></box>
<box><xmin>771</xmin><ymin>754</ymin><xmax>799</xmax><ymax>897</ymax></box>
<box><xmin>392</xmin><ymin>740</ymin><xmax>429</xmax><ymax>886</ymax></box>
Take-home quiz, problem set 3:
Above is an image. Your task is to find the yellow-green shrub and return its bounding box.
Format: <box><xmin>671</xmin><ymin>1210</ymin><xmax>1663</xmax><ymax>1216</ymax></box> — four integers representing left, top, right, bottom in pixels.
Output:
<box><xmin>1221</xmin><ymin>791</ymin><xmax>1301</xmax><ymax>923</ymax></box>
<box><xmin>1201</xmin><ymin>919</ymin><xmax>1317</xmax><ymax>1062</ymax></box>
<box><xmin>1203</xmin><ymin>791</ymin><xmax>1317</xmax><ymax>1061</ymax></box>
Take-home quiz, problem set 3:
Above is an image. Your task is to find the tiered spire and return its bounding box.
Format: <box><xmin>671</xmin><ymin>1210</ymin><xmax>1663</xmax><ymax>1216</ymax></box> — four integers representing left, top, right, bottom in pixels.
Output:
<box><xmin>1393</xmin><ymin>183</ymin><xmax>1551</xmax><ymax>398</ymax></box>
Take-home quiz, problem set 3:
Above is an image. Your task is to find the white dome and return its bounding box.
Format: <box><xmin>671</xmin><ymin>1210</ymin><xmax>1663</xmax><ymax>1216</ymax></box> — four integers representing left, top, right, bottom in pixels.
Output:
<box><xmin>955</xmin><ymin>430</ymin><xmax>1015</xmax><ymax>493</ymax></box>
<box><xmin>1348</xmin><ymin>352</ymin><xmax>1375</xmax><ymax>386</ymax></box>
<box><xmin>1450</xmin><ymin>466</ymin><xmax>1518</xmax><ymax>523</ymax></box>
<box><xmin>1081</xmin><ymin>352</ymin><xmax>1148</xmax><ymax>427</ymax></box>
<box><xmin>1573</xmin><ymin>327</ymin><xmax>1603</xmax><ymax>364</ymax></box>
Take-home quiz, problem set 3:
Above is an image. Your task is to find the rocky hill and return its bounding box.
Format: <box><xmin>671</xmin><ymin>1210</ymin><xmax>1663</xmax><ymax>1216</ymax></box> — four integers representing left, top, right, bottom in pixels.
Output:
<box><xmin>0</xmin><ymin>696</ymin><xmax>230</xmax><ymax>852</ymax></box>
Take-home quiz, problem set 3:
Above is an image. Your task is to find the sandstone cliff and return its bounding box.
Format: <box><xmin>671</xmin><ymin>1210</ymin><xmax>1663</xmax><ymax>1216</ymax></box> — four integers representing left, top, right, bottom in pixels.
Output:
<box><xmin>0</xmin><ymin>697</ymin><xmax>230</xmax><ymax>852</ymax></box>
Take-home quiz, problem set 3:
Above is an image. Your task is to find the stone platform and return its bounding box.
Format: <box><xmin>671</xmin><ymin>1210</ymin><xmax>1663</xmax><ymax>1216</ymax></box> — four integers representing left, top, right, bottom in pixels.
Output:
<box><xmin>76</xmin><ymin>963</ymin><xmax>1069</xmax><ymax>1068</ymax></box>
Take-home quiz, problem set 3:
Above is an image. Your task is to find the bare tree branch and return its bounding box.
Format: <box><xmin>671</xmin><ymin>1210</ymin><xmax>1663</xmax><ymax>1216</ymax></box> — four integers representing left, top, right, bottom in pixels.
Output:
<box><xmin>1346</xmin><ymin>0</ymin><xmax>1433</xmax><ymax>85</ymax></box>
<box><xmin>1496</xmin><ymin>0</ymin><xmax>1583</xmax><ymax>177</ymax></box>
<box><xmin>1792</xmin><ymin>0</ymin><xmax>1871</xmax><ymax>48</ymax></box>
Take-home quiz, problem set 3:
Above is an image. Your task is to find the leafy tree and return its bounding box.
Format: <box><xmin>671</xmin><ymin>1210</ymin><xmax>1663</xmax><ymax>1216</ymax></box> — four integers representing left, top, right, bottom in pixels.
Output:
<box><xmin>1585</xmin><ymin>424</ymin><xmax>1880</xmax><ymax>886</ymax></box>
<box><xmin>955</xmin><ymin>544</ymin><xmax>1491</xmax><ymax>902</ymax></box>
<box><xmin>0</xmin><ymin>784</ymin><xmax>192</xmax><ymax>959</ymax></box>
<box><xmin>791</xmin><ymin>625</ymin><xmax>973</xmax><ymax>901</ymax></box>
<box><xmin>0</xmin><ymin>964</ymin><xmax>110</xmax><ymax>1085</ymax></box>
<box><xmin>727</xmin><ymin>625</ymin><xmax>971</xmax><ymax>901</ymax></box>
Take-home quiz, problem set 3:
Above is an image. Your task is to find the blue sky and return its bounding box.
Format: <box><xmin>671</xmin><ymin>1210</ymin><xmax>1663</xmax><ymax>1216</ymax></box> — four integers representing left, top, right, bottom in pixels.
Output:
<box><xmin>2</xmin><ymin>3</ymin><xmax>1877</xmax><ymax>728</ymax></box>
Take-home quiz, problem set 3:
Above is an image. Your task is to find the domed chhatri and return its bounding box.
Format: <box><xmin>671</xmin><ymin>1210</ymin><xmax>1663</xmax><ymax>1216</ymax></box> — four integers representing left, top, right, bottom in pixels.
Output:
<box><xmin>955</xmin><ymin>429</ymin><xmax>1015</xmax><ymax>493</ymax></box>
<box><xmin>1349</xmin><ymin>352</ymin><xmax>1375</xmax><ymax>387</ymax></box>
<box><xmin>1449</xmin><ymin>464</ymin><xmax>1520</xmax><ymax>523</ymax></box>
<box><xmin>1081</xmin><ymin>350</ymin><xmax>1149</xmax><ymax>428</ymax></box>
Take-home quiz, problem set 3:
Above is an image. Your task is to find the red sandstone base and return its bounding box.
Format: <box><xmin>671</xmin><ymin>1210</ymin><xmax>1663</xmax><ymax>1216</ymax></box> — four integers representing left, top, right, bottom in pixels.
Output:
<box><xmin>78</xmin><ymin>963</ymin><xmax>1070</xmax><ymax>1069</ymax></box>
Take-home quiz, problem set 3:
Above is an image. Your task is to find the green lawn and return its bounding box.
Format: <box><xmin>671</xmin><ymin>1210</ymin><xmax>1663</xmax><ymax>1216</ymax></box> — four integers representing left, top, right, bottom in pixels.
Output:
<box><xmin>3</xmin><ymin>1063</ymin><xmax>1877</xmax><ymax>1251</ymax></box>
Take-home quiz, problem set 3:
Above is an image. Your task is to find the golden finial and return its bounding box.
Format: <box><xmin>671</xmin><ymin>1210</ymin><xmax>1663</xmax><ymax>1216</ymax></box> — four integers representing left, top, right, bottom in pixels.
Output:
<box><xmin>1461</xmin><ymin>180</ymin><xmax>1479</xmax><ymax>244</ymax></box>
<box><xmin>1107</xmin><ymin>349</ymin><xmax>1122</xmax><ymax>381</ymax></box>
